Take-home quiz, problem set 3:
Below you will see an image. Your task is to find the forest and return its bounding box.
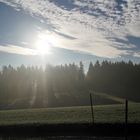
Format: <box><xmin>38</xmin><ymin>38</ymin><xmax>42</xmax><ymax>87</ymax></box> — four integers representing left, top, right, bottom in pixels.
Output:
<box><xmin>0</xmin><ymin>60</ymin><xmax>140</xmax><ymax>109</ymax></box>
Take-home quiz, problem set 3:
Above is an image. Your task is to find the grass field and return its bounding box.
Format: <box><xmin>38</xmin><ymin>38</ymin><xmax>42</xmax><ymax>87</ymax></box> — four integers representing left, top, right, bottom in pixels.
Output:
<box><xmin>0</xmin><ymin>103</ymin><xmax>140</xmax><ymax>126</ymax></box>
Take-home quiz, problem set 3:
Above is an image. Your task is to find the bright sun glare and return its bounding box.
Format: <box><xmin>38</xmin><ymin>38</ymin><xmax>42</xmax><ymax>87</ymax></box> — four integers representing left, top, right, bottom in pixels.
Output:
<box><xmin>35</xmin><ymin>32</ymin><xmax>56</xmax><ymax>55</ymax></box>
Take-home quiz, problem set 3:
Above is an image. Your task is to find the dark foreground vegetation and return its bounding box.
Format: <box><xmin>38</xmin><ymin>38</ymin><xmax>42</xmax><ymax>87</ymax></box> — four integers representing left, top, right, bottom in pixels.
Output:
<box><xmin>0</xmin><ymin>123</ymin><xmax>140</xmax><ymax>137</ymax></box>
<box><xmin>0</xmin><ymin>136</ymin><xmax>139</xmax><ymax>140</ymax></box>
<box><xmin>0</xmin><ymin>60</ymin><xmax>140</xmax><ymax>109</ymax></box>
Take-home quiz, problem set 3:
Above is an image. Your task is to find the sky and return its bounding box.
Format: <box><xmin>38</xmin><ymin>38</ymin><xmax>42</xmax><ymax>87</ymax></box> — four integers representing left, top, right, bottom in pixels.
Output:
<box><xmin>0</xmin><ymin>0</ymin><xmax>140</xmax><ymax>69</ymax></box>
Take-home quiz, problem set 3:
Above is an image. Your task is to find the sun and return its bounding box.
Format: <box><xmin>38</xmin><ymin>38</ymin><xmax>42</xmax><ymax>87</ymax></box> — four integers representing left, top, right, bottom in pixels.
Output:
<box><xmin>36</xmin><ymin>38</ymin><xmax>51</xmax><ymax>55</ymax></box>
<box><xmin>35</xmin><ymin>33</ymin><xmax>55</xmax><ymax>55</ymax></box>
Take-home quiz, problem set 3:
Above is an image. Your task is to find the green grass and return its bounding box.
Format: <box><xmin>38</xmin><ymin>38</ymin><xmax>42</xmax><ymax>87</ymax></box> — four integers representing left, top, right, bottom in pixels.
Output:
<box><xmin>0</xmin><ymin>103</ymin><xmax>140</xmax><ymax>126</ymax></box>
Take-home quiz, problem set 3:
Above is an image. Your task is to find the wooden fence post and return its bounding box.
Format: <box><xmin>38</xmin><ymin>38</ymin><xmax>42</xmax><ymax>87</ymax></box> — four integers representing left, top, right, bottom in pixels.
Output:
<box><xmin>125</xmin><ymin>99</ymin><xmax>128</xmax><ymax>140</ymax></box>
<box><xmin>90</xmin><ymin>92</ymin><xmax>94</xmax><ymax>124</ymax></box>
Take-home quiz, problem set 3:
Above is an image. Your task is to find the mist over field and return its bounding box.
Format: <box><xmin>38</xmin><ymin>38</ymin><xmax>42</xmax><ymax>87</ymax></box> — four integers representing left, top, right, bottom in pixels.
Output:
<box><xmin>0</xmin><ymin>61</ymin><xmax>140</xmax><ymax>109</ymax></box>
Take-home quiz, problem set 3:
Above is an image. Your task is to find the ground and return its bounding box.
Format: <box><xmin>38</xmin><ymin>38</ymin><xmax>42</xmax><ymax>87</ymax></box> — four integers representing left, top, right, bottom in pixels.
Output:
<box><xmin>0</xmin><ymin>102</ymin><xmax>140</xmax><ymax>126</ymax></box>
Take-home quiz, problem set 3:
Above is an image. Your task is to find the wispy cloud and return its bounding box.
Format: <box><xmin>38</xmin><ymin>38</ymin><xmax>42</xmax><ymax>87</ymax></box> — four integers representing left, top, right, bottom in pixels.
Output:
<box><xmin>134</xmin><ymin>52</ymin><xmax>140</xmax><ymax>58</ymax></box>
<box><xmin>0</xmin><ymin>0</ymin><xmax>140</xmax><ymax>58</ymax></box>
<box><xmin>0</xmin><ymin>45</ymin><xmax>37</xmax><ymax>55</ymax></box>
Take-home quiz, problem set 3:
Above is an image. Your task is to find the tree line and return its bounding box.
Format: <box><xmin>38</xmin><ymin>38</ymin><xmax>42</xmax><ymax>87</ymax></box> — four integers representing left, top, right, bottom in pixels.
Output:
<box><xmin>0</xmin><ymin>60</ymin><xmax>140</xmax><ymax>109</ymax></box>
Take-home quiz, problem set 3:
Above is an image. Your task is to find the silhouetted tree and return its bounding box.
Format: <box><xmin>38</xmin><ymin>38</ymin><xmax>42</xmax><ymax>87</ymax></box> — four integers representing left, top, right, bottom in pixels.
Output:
<box><xmin>0</xmin><ymin>60</ymin><xmax>140</xmax><ymax>109</ymax></box>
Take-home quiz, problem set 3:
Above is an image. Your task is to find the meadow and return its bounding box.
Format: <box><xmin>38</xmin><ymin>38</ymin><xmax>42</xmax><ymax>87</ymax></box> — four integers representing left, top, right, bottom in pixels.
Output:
<box><xmin>0</xmin><ymin>102</ymin><xmax>140</xmax><ymax>126</ymax></box>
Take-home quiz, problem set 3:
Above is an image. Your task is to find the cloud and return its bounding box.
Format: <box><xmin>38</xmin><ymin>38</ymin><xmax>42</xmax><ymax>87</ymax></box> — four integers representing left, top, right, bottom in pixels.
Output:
<box><xmin>134</xmin><ymin>52</ymin><xmax>140</xmax><ymax>58</ymax></box>
<box><xmin>0</xmin><ymin>0</ymin><xmax>140</xmax><ymax>58</ymax></box>
<box><xmin>0</xmin><ymin>45</ymin><xmax>37</xmax><ymax>55</ymax></box>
